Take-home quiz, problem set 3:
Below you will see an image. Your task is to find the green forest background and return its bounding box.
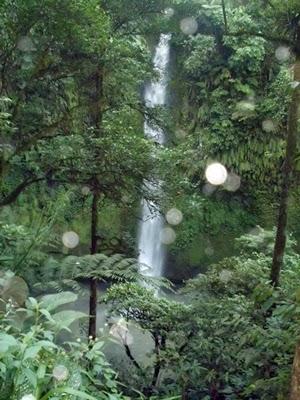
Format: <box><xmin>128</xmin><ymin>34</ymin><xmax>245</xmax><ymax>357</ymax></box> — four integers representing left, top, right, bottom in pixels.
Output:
<box><xmin>1</xmin><ymin>0</ymin><xmax>300</xmax><ymax>399</ymax></box>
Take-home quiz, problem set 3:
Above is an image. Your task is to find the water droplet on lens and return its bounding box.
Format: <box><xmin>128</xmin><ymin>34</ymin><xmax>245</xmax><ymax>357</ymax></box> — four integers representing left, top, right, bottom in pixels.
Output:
<box><xmin>166</xmin><ymin>208</ymin><xmax>183</xmax><ymax>226</ymax></box>
<box><xmin>17</xmin><ymin>36</ymin><xmax>36</xmax><ymax>52</ymax></box>
<box><xmin>205</xmin><ymin>163</ymin><xmax>228</xmax><ymax>186</ymax></box>
<box><xmin>204</xmin><ymin>246</ymin><xmax>214</xmax><ymax>256</ymax></box>
<box><xmin>262</xmin><ymin>119</ymin><xmax>276</xmax><ymax>132</ymax></box>
<box><xmin>81</xmin><ymin>186</ymin><xmax>90</xmax><ymax>195</ymax></box>
<box><xmin>180</xmin><ymin>17</ymin><xmax>198</xmax><ymax>35</ymax></box>
<box><xmin>52</xmin><ymin>365</ymin><xmax>69</xmax><ymax>382</ymax></box>
<box><xmin>202</xmin><ymin>183</ymin><xmax>216</xmax><ymax>196</ymax></box>
<box><xmin>62</xmin><ymin>231</ymin><xmax>79</xmax><ymax>249</ymax></box>
<box><xmin>223</xmin><ymin>172</ymin><xmax>241</xmax><ymax>192</ymax></box>
<box><xmin>160</xmin><ymin>227</ymin><xmax>176</xmax><ymax>245</ymax></box>
<box><xmin>275</xmin><ymin>46</ymin><xmax>290</xmax><ymax>62</ymax></box>
<box><xmin>164</xmin><ymin>7</ymin><xmax>174</xmax><ymax>18</ymax></box>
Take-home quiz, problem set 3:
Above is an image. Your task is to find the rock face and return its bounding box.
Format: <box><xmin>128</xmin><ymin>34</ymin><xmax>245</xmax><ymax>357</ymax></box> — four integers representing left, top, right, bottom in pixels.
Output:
<box><xmin>0</xmin><ymin>272</ymin><xmax>29</xmax><ymax>311</ymax></box>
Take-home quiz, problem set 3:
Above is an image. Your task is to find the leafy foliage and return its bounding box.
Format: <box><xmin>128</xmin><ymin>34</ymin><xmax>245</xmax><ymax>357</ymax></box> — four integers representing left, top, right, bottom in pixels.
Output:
<box><xmin>0</xmin><ymin>291</ymin><xmax>127</xmax><ymax>400</ymax></box>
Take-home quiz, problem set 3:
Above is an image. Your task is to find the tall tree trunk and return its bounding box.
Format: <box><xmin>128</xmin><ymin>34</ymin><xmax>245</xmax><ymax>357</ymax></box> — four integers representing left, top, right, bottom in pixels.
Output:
<box><xmin>270</xmin><ymin>57</ymin><xmax>300</xmax><ymax>287</ymax></box>
<box><xmin>87</xmin><ymin>66</ymin><xmax>103</xmax><ymax>339</ymax></box>
<box><xmin>290</xmin><ymin>342</ymin><xmax>300</xmax><ymax>400</ymax></box>
<box><xmin>88</xmin><ymin>191</ymin><xmax>99</xmax><ymax>339</ymax></box>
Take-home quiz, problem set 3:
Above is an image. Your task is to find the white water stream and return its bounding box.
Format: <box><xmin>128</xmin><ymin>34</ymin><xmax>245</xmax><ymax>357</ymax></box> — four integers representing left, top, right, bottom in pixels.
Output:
<box><xmin>137</xmin><ymin>34</ymin><xmax>171</xmax><ymax>278</ymax></box>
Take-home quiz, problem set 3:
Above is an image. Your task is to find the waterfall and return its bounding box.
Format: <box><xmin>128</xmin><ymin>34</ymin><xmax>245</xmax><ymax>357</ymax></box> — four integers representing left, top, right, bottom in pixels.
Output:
<box><xmin>137</xmin><ymin>34</ymin><xmax>171</xmax><ymax>278</ymax></box>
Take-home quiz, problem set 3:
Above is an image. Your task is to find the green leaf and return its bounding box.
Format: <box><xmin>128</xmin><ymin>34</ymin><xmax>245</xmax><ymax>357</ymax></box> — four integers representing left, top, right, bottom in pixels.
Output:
<box><xmin>0</xmin><ymin>333</ymin><xmax>18</xmax><ymax>352</ymax></box>
<box><xmin>37</xmin><ymin>364</ymin><xmax>46</xmax><ymax>380</ymax></box>
<box><xmin>40</xmin><ymin>291</ymin><xmax>78</xmax><ymax>311</ymax></box>
<box><xmin>23</xmin><ymin>341</ymin><xmax>57</xmax><ymax>360</ymax></box>
<box><xmin>51</xmin><ymin>310</ymin><xmax>87</xmax><ymax>330</ymax></box>
<box><xmin>23</xmin><ymin>368</ymin><xmax>37</xmax><ymax>388</ymax></box>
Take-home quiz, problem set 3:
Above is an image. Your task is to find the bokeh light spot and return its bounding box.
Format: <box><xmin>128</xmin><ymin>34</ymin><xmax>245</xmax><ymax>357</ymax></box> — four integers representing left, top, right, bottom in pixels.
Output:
<box><xmin>81</xmin><ymin>186</ymin><xmax>90</xmax><ymax>195</ymax></box>
<box><xmin>17</xmin><ymin>36</ymin><xmax>36</xmax><ymax>52</ymax></box>
<box><xmin>202</xmin><ymin>183</ymin><xmax>216</xmax><ymax>196</ymax></box>
<box><xmin>204</xmin><ymin>246</ymin><xmax>214</xmax><ymax>256</ymax></box>
<box><xmin>166</xmin><ymin>208</ymin><xmax>183</xmax><ymax>226</ymax></box>
<box><xmin>180</xmin><ymin>17</ymin><xmax>198</xmax><ymax>35</ymax></box>
<box><xmin>275</xmin><ymin>46</ymin><xmax>290</xmax><ymax>62</ymax></box>
<box><xmin>223</xmin><ymin>172</ymin><xmax>241</xmax><ymax>192</ymax></box>
<box><xmin>205</xmin><ymin>163</ymin><xmax>228</xmax><ymax>186</ymax></box>
<box><xmin>52</xmin><ymin>365</ymin><xmax>69</xmax><ymax>382</ymax></box>
<box><xmin>160</xmin><ymin>227</ymin><xmax>176</xmax><ymax>245</ymax></box>
<box><xmin>62</xmin><ymin>231</ymin><xmax>79</xmax><ymax>249</ymax></box>
<box><xmin>164</xmin><ymin>7</ymin><xmax>174</xmax><ymax>17</ymax></box>
<box><xmin>262</xmin><ymin>119</ymin><xmax>276</xmax><ymax>132</ymax></box>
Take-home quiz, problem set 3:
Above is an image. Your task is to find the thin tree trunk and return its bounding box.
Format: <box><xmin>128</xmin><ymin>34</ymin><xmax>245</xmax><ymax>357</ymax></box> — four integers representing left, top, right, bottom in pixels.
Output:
<box><xmin>290</xmin><ymin>342</ymin><xmax>300</xmax><ymax>400</ymax></box>
<box><xmin>88</xmin><ymin>191</ymin><xmax>99</xmax><ymax>339</ymax></box>
<box><xmin>270</xmin><ymin>58</ymin><xmax>300</xmax><ymax>287</ymax></box>
<box><xmin>87</xmin><ymin>66</ymin><xmax>103</xmax><ymax>339</ymax></box>
<box><xmin>151</xmin><ymin>334</ymin><xmax>161</xmax><ymax>387</ymax></box>
<box><xmin>151</xmin><ymin>334</ymin><xmax>166</xmax><ymax>387</ymax></box>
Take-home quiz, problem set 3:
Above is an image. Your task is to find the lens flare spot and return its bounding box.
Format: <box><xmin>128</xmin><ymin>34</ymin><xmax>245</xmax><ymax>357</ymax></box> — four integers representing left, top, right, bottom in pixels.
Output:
<box><xmin>17</xmin><ymin>36</ymin><xmax>36</xmax><ymax>52</ymax></box>
<box><xmin>164</xmin><ymin>7</ymin><xmax>175</xmax><ymax>17</ymax></box>
<box><xmin>81</xmin><ymin>186</ymin><xmax>90</xmax><ymax>195</ymax></box>
<box><xmin>223</xmin><ymin>172</ymin><xmax>241</xmax><ymax>192</ymax></box>
<box><xmin>53</xmin><ymin>365</ymin><xmax>69</xmax><ymax>382</ymax></box>
<box><xmin>204</xmin><ymin>246</ymin><xmax>214</xmax><ymax>256</ymax></box>
<box><xmin>166</xmin><ymin>208</ymin><xmax>183</xmax><ymax>226</ymax></box>
<box><xmin>62</xmin><ymin>231</ymin><xmax>79</xmax><ymax>249</ymax></box>
<box><xmin>180</xmin><ymin>17</ymin><xmax>198</xmax><ymax>35</ymax></box>
<box><xmin>202</xmin><ymin>183</ymin><xmax>216</xmax><ymax>196</ymax></box>
<box><xmin>160</xmin><ymin>227</ymin><xmax>176</xmax><ymax>245</ymax></box>
<box><xmin>275</xmin><ymin>46</ymin><xmax>290</xmax><ymax>62</ymax></box>
<box><xmin>262</xmin><ymin>119</ymin><xmax>276</xmax><ymax>132</ymax></box>
<box><xmin>205</xmin><ymin>163</ymin><xmax>227</xmax><ymax>186</ymax></box>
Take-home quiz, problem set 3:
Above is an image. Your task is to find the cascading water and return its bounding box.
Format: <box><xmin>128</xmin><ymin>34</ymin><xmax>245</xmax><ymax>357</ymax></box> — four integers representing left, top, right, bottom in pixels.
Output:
<box><xmin>137</xmin><ymin>34</ymin><xmax>171</xmax><ymax>278</ymax></box>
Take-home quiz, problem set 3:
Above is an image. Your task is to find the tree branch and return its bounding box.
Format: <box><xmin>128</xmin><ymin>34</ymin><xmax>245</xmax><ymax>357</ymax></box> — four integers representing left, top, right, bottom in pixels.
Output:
<box><xmin>0</xmin><ymin>177</ymin><xmax>45</xmax><ymax>207</ymax></box>
<box><xmin>123</xmin><ymin>343</ymin><xmax>142</xmax><ymax>370</ymax></box>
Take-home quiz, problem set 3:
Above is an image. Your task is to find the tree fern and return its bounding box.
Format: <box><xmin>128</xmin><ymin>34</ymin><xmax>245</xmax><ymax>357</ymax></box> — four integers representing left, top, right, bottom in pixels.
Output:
<box><xmin>31</xmin><ymin>253</ymin><xmax>171</xmax><ymax>293</ymax></box>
